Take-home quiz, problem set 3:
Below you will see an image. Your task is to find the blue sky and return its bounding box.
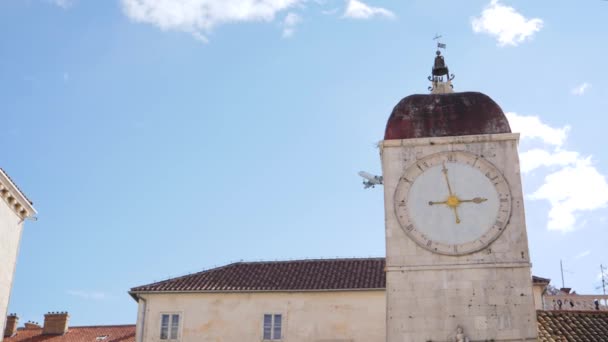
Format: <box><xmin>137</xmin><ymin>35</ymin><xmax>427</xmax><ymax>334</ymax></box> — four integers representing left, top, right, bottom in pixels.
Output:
<box><xmin>1</xmin><ymin>0</ymin><xmax>607</xmax><ymax>326</ymax></box>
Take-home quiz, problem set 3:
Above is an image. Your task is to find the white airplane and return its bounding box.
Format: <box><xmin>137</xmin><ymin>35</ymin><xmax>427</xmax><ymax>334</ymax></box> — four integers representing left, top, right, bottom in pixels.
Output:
<box><xmin>358</xmin><ymin>171</ymin><xmax>383</xmax><ymax>189</ymax></box>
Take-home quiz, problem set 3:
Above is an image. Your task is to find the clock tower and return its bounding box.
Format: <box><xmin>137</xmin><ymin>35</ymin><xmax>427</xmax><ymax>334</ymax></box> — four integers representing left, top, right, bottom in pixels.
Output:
<box><xmin>381</xmin><ymin>49</ymin><xmax>538</xmax><ymax>341</ymax></box>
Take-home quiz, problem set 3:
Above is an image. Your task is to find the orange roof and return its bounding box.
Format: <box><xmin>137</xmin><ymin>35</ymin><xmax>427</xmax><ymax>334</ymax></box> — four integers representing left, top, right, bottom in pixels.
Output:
<box><xmin>537</xmin><ymin>310</ymin><xmax>608</xmax><ymax>341</ymax></box>
<box><xmin>4</xmin><ymin>325</ymin><xmax>135</xmax><ymax>342</ymax></box>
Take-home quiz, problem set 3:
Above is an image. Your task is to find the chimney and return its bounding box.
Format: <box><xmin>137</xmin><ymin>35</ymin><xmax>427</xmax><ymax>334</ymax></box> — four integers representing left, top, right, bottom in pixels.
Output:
<box><xmin>560</xmin><ymin>287</ymin><xmax>572</xmax><ymax>294</ymax></box>
<box><xmin>4</xmin><ymin>314</ymin><xmax>18</xmax><ymax>337</ymax></box>
<box><xmin>24</xmin><ymin>321</ymin><xmax>41</xmax><ymax>329</ymax></box>
<box><xmin>43</xmin><ymin>312</ymin><xmax>69</xmax><ymax>335</ymax></box>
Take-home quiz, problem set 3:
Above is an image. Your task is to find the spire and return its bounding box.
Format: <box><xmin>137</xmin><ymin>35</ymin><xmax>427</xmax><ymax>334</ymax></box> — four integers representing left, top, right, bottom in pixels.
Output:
<box><xmin>428</xmin><ymin>37</ymin><xmax>455</xmax><ymax>94</ymax></box>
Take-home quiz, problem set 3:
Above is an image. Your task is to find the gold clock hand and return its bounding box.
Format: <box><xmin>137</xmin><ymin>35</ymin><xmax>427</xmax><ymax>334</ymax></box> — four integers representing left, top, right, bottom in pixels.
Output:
<box><xmin>428</xmin><ymin>200</ymin><xmax>448</xmax><ymax>206</ymax></box>
<box><xmin>441</xmin><ymin>162</ymin><xmax>454</xmax><ymax>196</ymax></box>
<box><xmin>452</xmin><ymin>207</ymin><xmax>461</xmax><ymax>224</ymax></box>
<box><xmin>459</xmin><ymin>197</ymin><xmax>488</xmax><ymax>204</ymax></box>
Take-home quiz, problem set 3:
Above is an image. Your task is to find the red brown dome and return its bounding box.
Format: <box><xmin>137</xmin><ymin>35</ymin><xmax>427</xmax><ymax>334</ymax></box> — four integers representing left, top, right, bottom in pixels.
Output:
<box><xmin>384</xmin><ymin>92</ymin><xmax>511</xmax><ymax>140</ymax></box>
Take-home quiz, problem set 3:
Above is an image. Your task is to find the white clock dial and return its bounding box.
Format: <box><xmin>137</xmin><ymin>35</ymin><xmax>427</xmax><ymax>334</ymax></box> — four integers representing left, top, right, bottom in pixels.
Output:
<box><xmin>394</xmin><ymin>151</ymin><xmax>512</xmax><ymax>255</ymax></box>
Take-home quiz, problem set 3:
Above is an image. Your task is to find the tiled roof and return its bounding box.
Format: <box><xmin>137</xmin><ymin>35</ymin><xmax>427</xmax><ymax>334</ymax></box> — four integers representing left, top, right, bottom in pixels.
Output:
<box><xmin>4</xmin><ymin>325</ymin><xmax>135</xmax><ymax>342</ymax></box>
<box><xmin>130</xmin><ymin>258</ymin><xmax>386</xmax><ymax>293</ymax></box>
<box><xmin>537</xmin><ymin>310</ymin><xmax>608</xmax><ymax>342</ymax></box>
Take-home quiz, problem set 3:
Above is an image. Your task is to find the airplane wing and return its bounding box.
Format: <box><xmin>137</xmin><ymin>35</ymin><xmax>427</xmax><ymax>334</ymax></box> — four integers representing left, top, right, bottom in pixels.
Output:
<box><xmin>358</xmin><ymin>171</ymin><xmax>374</xmax><ymax>180</ymax></box>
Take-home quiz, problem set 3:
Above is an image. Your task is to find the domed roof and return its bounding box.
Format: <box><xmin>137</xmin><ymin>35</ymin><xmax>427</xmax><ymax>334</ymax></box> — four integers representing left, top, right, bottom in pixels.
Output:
<box><xmin>384</xmin><ymin>91</ymin><xmax>511</xmax><ymax>140</ymax></box>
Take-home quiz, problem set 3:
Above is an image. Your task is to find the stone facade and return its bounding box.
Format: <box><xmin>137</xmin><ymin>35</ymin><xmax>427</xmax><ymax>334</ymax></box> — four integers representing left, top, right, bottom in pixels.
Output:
<box><xmin>381</xmin><ymin>134</ymin><xmax>538</xmax><ymax>342</ymax></box>
<box><xmin>0</xmin><ymin>170</ymin><xmax>35</xmax><ymax>342</ymax></box>
<box><xmin>134</xmin><ymin>290</ymin><xmax>385</xmax><ymax>342</ymax></box>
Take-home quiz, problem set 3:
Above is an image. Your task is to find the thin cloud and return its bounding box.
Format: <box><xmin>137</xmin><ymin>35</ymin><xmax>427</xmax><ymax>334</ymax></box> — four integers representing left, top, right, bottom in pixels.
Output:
<box><xmin>343</xmin><ymin>0</ymin><xmax>395</xmax><ymax>20</ymax></box>
<box><xmin>120</xmin><ymin>0</ymin><xmax>303</xmax><ymax>42</ymax></box>
<box><xmin>507</xmin><ymin>112</ymin><xmax>608</xmax><ymax>233</ymax></box>
<box><xmin>48</xmin><ymin>0</ymin><xmax>73</xmax><ymax>8</ymax></box>
<box><xmin>574</xmin><ymin>250</ymin><xmax>591</xmax><ymax>260</ymax></box>
<box><xmin>66</xmin><ymin>290</ymin><xmax>108</xmax><ymax>300</ymax></box>
<box><xmin>282</xmin><ymin>12</ymin><xmax>301</xmax><ymax>38</ymax></box>
<box><xmin>471</xmin><ymin>0</ymin><xmax>543</xmax><ymax>46</ymax></box>
<box><xmin>572</xmin><ymin>82</ymin><xmax>591</xmax><ymax>96</ymax></box>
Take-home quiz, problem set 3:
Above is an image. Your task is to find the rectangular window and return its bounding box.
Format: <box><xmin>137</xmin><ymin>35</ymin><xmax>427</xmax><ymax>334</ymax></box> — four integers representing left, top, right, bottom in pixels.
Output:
<box><xmin>160</xmin><ymin>314</ymin><xmax>180</xmax><ymax>340</ymax></box>
<box><xmin>262</xmin><ymin>314</ymin><xmax>282</xmax><ymax>340</ymax></box>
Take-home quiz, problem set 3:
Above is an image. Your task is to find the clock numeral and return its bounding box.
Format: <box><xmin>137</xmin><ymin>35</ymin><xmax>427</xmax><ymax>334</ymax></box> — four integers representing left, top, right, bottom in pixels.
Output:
<box><xmin>417</xmin><ymin>162</ymin><xmax>429</xmax><ymax>171</ymax></box>
<box><xmin>500</xmin><ymin>197</ymin><xmax>509</xmax><ymax>203</ymax></box>
<box><xmin>453</xmin><ymin>245</ymin><xmax>458</xmax><ymax>253</ymax></box>
<box><xmin>447</xmin><ymin>154</ymin><xmax>455</xmax><ymax>162</ymax></box>
<box><xmin>426</xmin><ymin>240</ymin><xmax>433</xmax><ymax>247</ymax></box>
<box><xmin>478</xmin><ymin>239</ymin><xmax>485</xmax><ymax>245</ymax></box>
<box><xmin>398</xmin><ymin>201</ymin><xmax>406</xmax><ymax>207</ymax></box>
<box><xmin>405</xmin><ymin>224</ymin><xmax>414</xmax><ymax>231</ymax></box>
<box><xmin>401</xmin><ymin>177</ymin><xmax>411</xmax><ymax>183</ymax></box>
<box><xmin>486</xmin><ymin>172</ymin><xmax>499</xmax><ymax>182</ymax></box>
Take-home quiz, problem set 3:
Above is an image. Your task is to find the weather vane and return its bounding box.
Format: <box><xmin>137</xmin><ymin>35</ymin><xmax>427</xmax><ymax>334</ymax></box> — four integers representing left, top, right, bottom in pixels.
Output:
<box><xmin>428</xmin><ymin>34</ymin><xmax>454</xmax><ymax>93</ymax></box>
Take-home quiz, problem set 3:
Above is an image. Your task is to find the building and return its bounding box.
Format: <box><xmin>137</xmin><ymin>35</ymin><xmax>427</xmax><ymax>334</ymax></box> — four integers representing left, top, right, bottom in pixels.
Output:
<box><xmin>130</xmin><ymin>49</ymin><xmax>608</xmax><ymax>341</ymax></box>
<box><xmin>130</xmin><ymin>258</ymin><xmax>608</xmax><ymax>342</ymax></box>
<box><xmin>130</xmin><ymin>258</ymin><xmax>386</xmax><ymax>342</ymax></box>
<box><xmin>381</xmin><ymin>51</ymin><xmax>537</xmax><ymax>341</ymax></box>
<box><xmin>3</xmin><ymin>312</ymin><xmax>135</xmax><ymax>342</ymax></box>
<box><xmin>0</xmin><ymin>170</ymin><xmax>36</xmax><ymax>342</ymax></box>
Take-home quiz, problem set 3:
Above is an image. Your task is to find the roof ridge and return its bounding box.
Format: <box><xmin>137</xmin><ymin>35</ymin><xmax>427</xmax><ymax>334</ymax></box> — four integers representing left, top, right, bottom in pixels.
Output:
<box><xmin>538</xmin><ymin>310</ymin><xmax>608</xmax><ymax>315</ymax></box>
<box><xmin>130</xmin><ymin>257</ymin><xmax>385</xmax><ymax>291</ymax></box>
<box><xmin>130</xmin><ymin>262</ymin><xmax>243</xmax><ymax>291</ymax></box>
<box><xmin>67</xmin><ymin>324</ymin><xmax>136</xmax><ymax>328</ymax></box>
<box><xmin>236</xmin><ymin>257</ymin><xmax>385</xmax><ymax>264</ymax></box>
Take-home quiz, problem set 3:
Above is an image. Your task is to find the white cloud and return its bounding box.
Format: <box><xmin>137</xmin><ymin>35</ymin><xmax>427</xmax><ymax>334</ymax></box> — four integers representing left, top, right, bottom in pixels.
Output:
<box><xmin>530</xmin><ymin>159</ymin><xmax>608</xmax><ymax>232</ymax></box>
<box><xmin>66</xmin><ymin>290</ymin><xmax>108</xmax><ymax>300</ymax></box>
<box><xmin>574</xmin><ymin>250</ymin><xmax>591</xmax><ymax>260</ymax></box>
<box><xmin>506</xmin><ymin>112</ymin><xmax>569</xmax><ymax>147</ymax></box>
<box><xmin>572</xmin><ymin>82</ymin><xmax>591</xmax><ymax>96</ymax></box>
<box><xmin>120</xmin><ymin>0</ymin><xmax>303</xmax><ymax>42</ymax></box>
<box><xmin>282</xmin><ymin>12</ymin><xmax>301</xmax><ymax>38</ymax></box>
<box><xmin>507</xmin><ymin>112</ymin><xmax>608</xmax><ymax>232</ymax></box>
<box><xmin>343</xmin><ymin>0</ymin><xmax>395</xmax><ymax>19</ymax></box>
<box><xmin>471</xmin><ymin>0</ymin><xmax>543</xmax><ymax>46</ymax></box>
<box><xmin>49</xmin><ymin>0</ymin><xmax>73</xmax><ymax>8</ymax></box>
<box><xmin>519</xmin><ymin>149</ymin><xmax>579</xmax><ymax>174</ymax></box>
<box><xmin>322</xmin><ymin>8</ymin><xmax>339</xmax><ymax>15</ymax></box>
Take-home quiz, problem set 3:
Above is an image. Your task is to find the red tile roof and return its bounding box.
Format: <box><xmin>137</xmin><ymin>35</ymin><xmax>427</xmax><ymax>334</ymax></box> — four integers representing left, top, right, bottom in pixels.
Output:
<box><xmin>4</xmin><ymin>325</ymin><xmax>135</xmax><ymax>342</ymax></box>
<box><xmin>537</xmin><ymin>310</ymin><xmax>608</xmax><ymax>342</ymax></box>
<box><xmin>130</xmin><ymin>258</ymin><xmax>386</xmax><ymax>293</ymax></box>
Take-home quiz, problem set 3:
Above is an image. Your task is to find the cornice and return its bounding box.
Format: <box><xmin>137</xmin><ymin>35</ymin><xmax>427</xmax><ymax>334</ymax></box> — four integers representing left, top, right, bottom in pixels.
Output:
<box><xmin>0</xmin><ymin>169</ymin><xmax>37</xmax><ymax>219</ymax></box>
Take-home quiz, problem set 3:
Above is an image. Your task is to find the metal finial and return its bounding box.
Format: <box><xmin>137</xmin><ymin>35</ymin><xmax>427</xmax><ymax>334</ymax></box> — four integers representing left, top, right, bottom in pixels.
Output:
<box><xmin>428</xmin><ymin>37</ymin><xmax>455</xmax><ymax>94</ymax></box>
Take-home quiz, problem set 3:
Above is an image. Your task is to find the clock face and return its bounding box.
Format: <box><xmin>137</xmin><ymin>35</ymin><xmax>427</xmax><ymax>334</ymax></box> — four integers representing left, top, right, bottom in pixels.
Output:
<box><xmin>394</xmin><ymin>151</ymin><xmax>512</xmax><ymax>256</ymax></box>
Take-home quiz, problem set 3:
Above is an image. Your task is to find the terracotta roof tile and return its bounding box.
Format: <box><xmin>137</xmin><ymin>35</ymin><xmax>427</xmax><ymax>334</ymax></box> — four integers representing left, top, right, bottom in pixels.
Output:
<box><xmin>131</xmin><ymin>258</ymin><xmax>386</xmax><ymax>293</ymax></box>
<box><xmin>4</xmin><ymin>325</ymin><xmax>135</xmax><ymax>342</ymax></box>
<box><xmin>537</xmin><ymin>310</ymin><xmax>608</xmax><ymax>342</ymax></box>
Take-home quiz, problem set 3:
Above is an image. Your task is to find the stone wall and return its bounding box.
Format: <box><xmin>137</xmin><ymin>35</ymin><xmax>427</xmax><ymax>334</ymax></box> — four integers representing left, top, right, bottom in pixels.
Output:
<box><xmin>135</xmin><ymin>290</ymin><xmax>385</xmax><ymax>342</ymax></box>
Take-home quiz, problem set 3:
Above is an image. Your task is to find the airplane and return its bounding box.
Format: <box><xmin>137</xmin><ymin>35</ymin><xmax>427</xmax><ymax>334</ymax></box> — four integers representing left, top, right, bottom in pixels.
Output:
<box><xmin>358</xmin><ymin>171</ymin><xmax>383</xmax><ymax>189</ymax></box>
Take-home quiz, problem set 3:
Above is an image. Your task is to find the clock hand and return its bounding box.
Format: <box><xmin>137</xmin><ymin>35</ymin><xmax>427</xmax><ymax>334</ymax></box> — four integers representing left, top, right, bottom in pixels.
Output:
<box><xmin>441</xmin><ymin>163</ymin><xmax>454</xmax><ymax>196</ymax></box>
<box><xmin>452</xmin><ymin>207</ymin><xmax>461</xmax><ymax>224</ymax></box>
<box><xmin>459</xmin><ymin>197</ymin><xmax>488</xmax><ymax>204</ymax></box>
